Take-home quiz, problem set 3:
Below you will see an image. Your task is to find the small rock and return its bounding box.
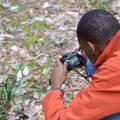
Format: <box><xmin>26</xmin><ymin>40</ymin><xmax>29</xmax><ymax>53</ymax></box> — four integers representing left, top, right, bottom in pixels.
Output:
<box><xmin>67</xmin><ymin>11</ymin><xmax>79</xmax><ymax>17</ymax></box>
<box><xmin>0</xmin><ymin>33</ymin><xmax>14</xmax><ymax>40</ymax></box>
<box><xmin>2</xmin><ymin>3</ymin><xmax>11</xmax><ymax>8</ymax></box>
<box><xmin>10</xmin><ymin>45</ymin><xmax>19</xmax><ymax>52</ymax></box>
<box><xmin>42</xmin><ymin>2</ymin><xmax>51</xmax><ymax>9</ymax></box>
<box><xmin>34</xmin><ymin>16</ymin><xmax>45</xmax><ymax>21</ymax></box>
<box><xmin>23</xmin><ymin>66</ymin><xmax>30</xmax><ymax>76</ymax></box>
<box><xmin>62</xmin><ymin>84</ymin><xmax>66</xmax><ymax>89</ymax></box>
<box><xmin>33</xmin><ymin>92</ymin><xmax>39</xmax><ymax>99</ymax></box>
<box><xmin>10</xmin><ymin>6</ymin><xmax>19</xmax><ymax>11</ymax></box>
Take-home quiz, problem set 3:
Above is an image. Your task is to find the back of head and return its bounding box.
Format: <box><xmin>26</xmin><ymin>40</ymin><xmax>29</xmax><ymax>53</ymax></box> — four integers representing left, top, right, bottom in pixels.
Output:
<box><xmin>77</xmin><ymin>9</ymin><xmax>120</xmax><ymax>44</ymax></box>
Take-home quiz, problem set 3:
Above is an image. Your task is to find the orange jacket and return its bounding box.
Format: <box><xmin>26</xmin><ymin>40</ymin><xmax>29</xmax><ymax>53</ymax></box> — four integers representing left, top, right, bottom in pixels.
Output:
<box><xmin>42</xmin><ymin>30</ymin><xmax>120</xmax><ymax>120</ymax></box>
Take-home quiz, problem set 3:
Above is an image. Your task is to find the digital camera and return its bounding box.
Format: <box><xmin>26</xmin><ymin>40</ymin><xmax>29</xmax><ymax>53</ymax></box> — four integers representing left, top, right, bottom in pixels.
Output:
<box><xmin>60</xmin><ymin>50</ymin><xmax>86</xmax><ymax>71</ymax></box>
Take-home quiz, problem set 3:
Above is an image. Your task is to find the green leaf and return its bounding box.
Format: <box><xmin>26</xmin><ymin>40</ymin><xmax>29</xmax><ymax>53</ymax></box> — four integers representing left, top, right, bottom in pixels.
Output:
<box><xmin>5</xmin><ymin>41</ymin><xmax>13</xmax><ymax>49</ymax></box>
<box><xmin>0</xmin><ymin>2</ymin><xmax>4</xmax><ymax>10</ymax></box>
<box><xmin>42</xmin><ymin>67</ymin><xmax>49</xmax><ymax>75</ymax></box>
<box><xmin>23</xmin><ymin>35</ymin><xmax>38</xmax><ymax>46</ymax></box>
<box><xmin>33</xmin><ymin>21</ymin><xmax>48</xmax><ymax>31</ymax></box>
<box><xmin>28</xmin><ymin>60</ymin><xmax>36</xmax><ymax>68</ymax></box>
<box><xmin>23</xmin><ymin>26</ymin><xmax>31</xmax><ymax>34</ymax></box>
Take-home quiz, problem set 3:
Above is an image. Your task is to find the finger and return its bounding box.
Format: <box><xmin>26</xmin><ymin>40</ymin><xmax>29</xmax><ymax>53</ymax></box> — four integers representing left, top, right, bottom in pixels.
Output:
<box><xmin>64</xmin><ymin>62</ymin><xmax>68</xmax><ymax>67</ymax></box>
<box><xmin>56</xmin><ymin>58</ymin><xmax>62</xmax><ymax>66</ymax></box>
<box><xmin>64</xmin><ymin>62</ymin><xmax>68</xmax><ymax>71</ymax></box>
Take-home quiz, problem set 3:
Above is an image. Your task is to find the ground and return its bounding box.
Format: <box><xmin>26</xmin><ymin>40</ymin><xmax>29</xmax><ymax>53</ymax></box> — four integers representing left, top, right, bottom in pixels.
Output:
<box><xmin>0</xmin><ymin>0</ymin><xmax>119</xmax><ymax>120</ymax></box>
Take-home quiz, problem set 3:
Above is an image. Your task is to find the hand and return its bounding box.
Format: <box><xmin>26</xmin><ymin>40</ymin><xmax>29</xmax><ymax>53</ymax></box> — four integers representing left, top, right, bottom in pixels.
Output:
<box><xmin>50</xmin><ymin>58</ymin><xmax>68</xmax><ymax>88</ymax></box>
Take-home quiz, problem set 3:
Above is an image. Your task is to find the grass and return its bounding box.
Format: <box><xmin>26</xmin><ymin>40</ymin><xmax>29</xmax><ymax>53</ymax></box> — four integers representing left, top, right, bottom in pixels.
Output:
<box><xmin>0</xmin><ymin>111</ymin><xmax>6</xmax><ymax>120</ymax></box>
<box><xmin>0</xmin><ymin>76</ymin><xmax>16</xmax><ymax>104</ymax></box>
<box><xmin>23</xmin><ymin>35</ymin><xmax>39</xmax><ymax>46</ymax></box>
<box><xmin>28</xmin><ymin>60</ymin><xmax>36</xmax><ymax>69</ymax></box>
<box><xmin>0</xmin><ymin>2</ymin><xmax>4</xmax><ymax>11</ymax></box>
<box><xmin>0</xmin><ymin>76</ymin><xmax>16</xmax><ymax>119</ymax></box>
<box><xmin>5</xmin><ymin>40</ymin><xmax>13</xmax><ymax>49</ymax></box>
<box><xmin>95</xmin><ymin>0</ymin><xmax>113</xmax><ymax>10</ymax></box>
<box><xmin>0</xmin><ymin>62</ymin><xmax>26</xmax><ymax>118</ymax></box>
<box><xmin>33</xmin><ymin>21</ymin><xmax>49</xmax><ymax>32</ymax></box>
<box><xmin>83</xmin><ymin>0</ymin><xmax>113</xmax><ymax>10</ymax></box>
<box><xmin>23</xmin><ymin>26</ymin><xmax>31</xmax><ymax>34</ymax></box>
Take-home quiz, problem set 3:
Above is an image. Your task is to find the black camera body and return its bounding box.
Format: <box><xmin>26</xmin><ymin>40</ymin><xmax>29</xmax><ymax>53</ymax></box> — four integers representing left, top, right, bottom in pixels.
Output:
<box><xmin>60</xmin><ymin>51</ymin><xmax>85</xmax><ymax>71</ymax></box>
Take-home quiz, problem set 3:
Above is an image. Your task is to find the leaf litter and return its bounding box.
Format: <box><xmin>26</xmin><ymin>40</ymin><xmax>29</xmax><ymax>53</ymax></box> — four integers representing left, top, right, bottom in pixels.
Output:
<box><xmin>0</xmin><ymin>0</ymin><xmax>118</xmax><ymax>119</ymax></box>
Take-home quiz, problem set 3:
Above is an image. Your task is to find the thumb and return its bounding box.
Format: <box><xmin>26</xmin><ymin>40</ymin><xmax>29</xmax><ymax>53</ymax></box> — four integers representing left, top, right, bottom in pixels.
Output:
<box><xmin>64</xmin><ymin>62</ymin><xmax>68</xmax><ymax>70</ymax></box>
<box><xmin>56</xmin><ymin>58</ymin><xmax>62</xmax><ymax>66</ymax></box>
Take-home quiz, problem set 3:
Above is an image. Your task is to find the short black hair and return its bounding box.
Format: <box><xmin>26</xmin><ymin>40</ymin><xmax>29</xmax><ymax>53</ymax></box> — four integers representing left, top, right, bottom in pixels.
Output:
<box><xmin>77</xmin><ymin>9</ymin><xmax>120</xmax><ymax>43</ymax></box>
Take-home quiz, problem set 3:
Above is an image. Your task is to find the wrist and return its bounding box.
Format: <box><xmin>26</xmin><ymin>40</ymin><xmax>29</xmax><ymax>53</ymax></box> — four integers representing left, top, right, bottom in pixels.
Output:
<box><xmin>51</xmin><ymin>82</ymin><xmax>63</xmax><ymax>88</ymax></box>
<box><xmin>51</xmin><ymin>84</ymin><xmax>62</xmax><ymax>88</ymax></box>
<box><xmin>50</xmin><ymin>86</ymin><xmax>63</xmax><ymax>90</ymax></box>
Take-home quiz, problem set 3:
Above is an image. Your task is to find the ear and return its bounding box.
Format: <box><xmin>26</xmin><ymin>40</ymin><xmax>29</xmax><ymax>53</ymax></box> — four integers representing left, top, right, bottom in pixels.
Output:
<box><xmin>87</xmin><ymin>42</ymin><xmax>96</xmax><ymax>53</ymax></box>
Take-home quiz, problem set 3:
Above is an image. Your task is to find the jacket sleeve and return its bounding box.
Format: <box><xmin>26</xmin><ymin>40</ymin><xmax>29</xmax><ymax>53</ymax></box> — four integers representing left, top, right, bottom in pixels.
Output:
<box><xmin>42</xmin><ymin>64</ymin><xmax>120</xmax><ymax>120</ymax></box>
